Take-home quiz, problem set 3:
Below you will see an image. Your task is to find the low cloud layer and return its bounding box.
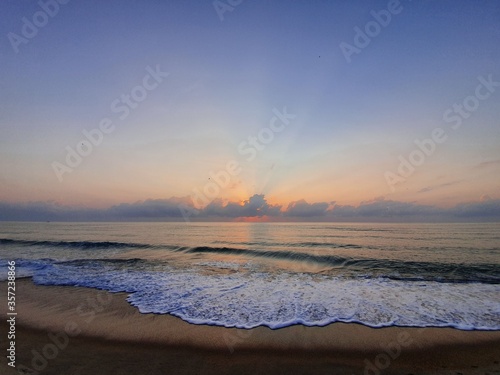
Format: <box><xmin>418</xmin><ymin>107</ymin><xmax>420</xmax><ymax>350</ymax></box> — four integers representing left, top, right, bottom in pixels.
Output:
<box><xmin>1</xmin><ymin>195</ymin><xmax>499</xmax><ymax>222</ymax></box>
<box><xmin>203</xmin><ymin>195</ymin><xmax>282</xmax><ymax>217</ymax></box>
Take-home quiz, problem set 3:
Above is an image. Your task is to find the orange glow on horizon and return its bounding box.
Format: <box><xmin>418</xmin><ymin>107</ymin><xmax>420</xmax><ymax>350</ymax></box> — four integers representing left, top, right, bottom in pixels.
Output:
<box><xmin>233</xmin><ymin>215</ymin><xmax>272</xmax><ymax>223</ymax></box>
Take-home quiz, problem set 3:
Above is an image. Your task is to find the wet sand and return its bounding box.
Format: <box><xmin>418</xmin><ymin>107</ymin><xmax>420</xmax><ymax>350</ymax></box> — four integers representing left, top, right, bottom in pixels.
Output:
<box><xmin>0</xmin><ymin>279</ymin><xmax>499</xmax><ymax>374</ymax></box>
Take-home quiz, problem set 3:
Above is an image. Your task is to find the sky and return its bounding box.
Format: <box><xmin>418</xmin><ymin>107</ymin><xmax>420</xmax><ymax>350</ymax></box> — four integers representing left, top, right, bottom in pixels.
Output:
<box><xmin>1</xmin><ymin>0</ymin><xmax>499</xmax><ymax>221</ymax></box>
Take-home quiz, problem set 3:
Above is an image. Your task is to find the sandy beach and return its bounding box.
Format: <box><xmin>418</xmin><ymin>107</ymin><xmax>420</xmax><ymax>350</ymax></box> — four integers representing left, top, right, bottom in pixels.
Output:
<box><xmin>1</xmin><ymin>279</ymin><xmax>499</xmax><ymax>375</ymax></box>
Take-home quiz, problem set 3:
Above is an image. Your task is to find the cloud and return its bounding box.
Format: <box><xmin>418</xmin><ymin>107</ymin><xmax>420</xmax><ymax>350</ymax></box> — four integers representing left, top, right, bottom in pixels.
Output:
<box><xmin>330</xmin><ymin>198</ymin><xmax>441</xmax><ymax>219</ymax></box>
<box><xmin>473</xmin><ymin>159</ymin><xmax>500</xmax><ymax>170</ymax></box>
<box><xmin>284</xmin><ymin>199</ymin><xmax>332</xmax><ymax>217</ymax></box>
<box><xmin>108</xmin><ymin>197</ymin><xmax>192</xmax><ymax>218</ymax></box>
<box><xmin>0</xmin><ymin>195</ymin><xmax>499</xmax><ymax>222</ymax></box>
<box><xmin>0</xmin><ymin>197</ymin><xmax>192</xmax><ymax>221</ymax></box>
<box><xmin>418</xmin><ymin>187</ymin><xmax>433</xmax><ymax>193</ymax></box>
<box><xmin>0</xmin><ymin>201</ymin><xmax>94</xmax><ymax>221</ymax></box>
<box><xmin>450</xmin><ymin>199</ymin><xmax>500</xmax><ymax>218</ymax></box>
<box><xmin>417</xmin><ymin>180</ymin><xmax>462</xmax><ymax>194</ymax></box>
<box><xmin>203</xmin><ymin>194</ymin><xmax>282</xmax><ymax>217</ymax></box>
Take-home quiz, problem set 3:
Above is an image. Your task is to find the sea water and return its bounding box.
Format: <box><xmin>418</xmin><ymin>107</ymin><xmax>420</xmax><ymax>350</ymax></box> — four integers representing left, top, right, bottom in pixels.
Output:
<box><xmin>0</xmin><ymin>222</ymin><xmax>499</xmax><ymax>330</ymax></box>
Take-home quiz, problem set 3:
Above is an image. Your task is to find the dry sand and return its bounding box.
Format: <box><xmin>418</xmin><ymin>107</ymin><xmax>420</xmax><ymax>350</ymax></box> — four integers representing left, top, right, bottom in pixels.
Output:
<box><xmin>0</xmin><ymin>279</ymin><xmax>499</xmax><ymax>374</ymax></box>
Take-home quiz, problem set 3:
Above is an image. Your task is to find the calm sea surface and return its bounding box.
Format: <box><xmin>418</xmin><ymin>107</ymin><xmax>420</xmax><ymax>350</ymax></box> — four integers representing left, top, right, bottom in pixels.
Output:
<box><xmin>1</xmin><ymin>222</ymin><xmax>499</xmax><ymax>329</ymax></box>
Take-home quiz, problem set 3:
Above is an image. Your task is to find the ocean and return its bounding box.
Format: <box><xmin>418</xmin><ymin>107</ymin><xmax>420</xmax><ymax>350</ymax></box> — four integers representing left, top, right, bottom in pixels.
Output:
<box><xmin>0</xmin><ymin>222</ymin><xmax>499</xmax><ymax>330</ymax></box>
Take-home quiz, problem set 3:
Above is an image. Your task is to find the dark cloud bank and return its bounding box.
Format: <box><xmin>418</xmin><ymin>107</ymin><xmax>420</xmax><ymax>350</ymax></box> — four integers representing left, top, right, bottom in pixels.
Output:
<box><xmin>1</xmin><ymin>195</ymin><xmax>499</xmax><ymax>222</ymax></box>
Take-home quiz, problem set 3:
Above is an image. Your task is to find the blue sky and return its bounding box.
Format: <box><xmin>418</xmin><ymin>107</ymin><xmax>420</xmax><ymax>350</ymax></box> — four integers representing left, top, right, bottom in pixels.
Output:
<box><xmin>1</xmin><ymin>0</ymin><xmax>499</xmax><ymax>221</ymax></box>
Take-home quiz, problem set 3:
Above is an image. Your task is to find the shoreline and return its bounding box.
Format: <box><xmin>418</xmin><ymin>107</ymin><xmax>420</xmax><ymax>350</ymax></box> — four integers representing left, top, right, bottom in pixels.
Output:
<box><xmin>1</xmin><ymin>279</ymin><xmax>499</xmax><ymax>374</ymax></box>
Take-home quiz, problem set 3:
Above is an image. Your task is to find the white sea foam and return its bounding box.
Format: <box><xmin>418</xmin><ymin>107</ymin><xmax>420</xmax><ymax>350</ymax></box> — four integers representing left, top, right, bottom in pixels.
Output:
<box><xmin>25</xmin><ymin>259</ymin><xmax>500</xmax><ymax>330</ymax></box>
